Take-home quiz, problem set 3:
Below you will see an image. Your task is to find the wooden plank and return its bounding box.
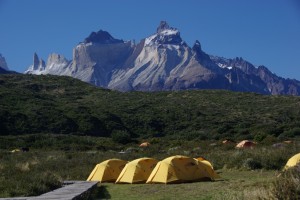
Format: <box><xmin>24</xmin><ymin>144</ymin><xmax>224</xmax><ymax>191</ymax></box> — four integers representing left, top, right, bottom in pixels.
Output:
<box><xmin>28</xmin><ymin>181</ymin><xmax>98</xmax><ymax>200</ymax></box>
<box><xmin>0</xmin><ymin>181</ymin><xmax>98</xmax><ymax>200</ymax></box>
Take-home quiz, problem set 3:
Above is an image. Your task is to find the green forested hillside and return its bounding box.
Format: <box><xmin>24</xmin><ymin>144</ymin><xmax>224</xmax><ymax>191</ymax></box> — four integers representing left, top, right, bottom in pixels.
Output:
<box><xmin>1</xmin><ymin>74</ymin><xmax>300</xmax><ymax>141</ymax></box>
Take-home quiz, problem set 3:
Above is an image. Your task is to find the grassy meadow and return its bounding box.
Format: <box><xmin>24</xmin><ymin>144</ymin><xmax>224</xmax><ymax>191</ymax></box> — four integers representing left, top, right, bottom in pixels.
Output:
<box><xmin>98</xmin><ymin>170</ymin><xmax>275</xmax><ymax>200</ymax></box>
<box><xmin>0</xmin><ymin>135</ymin><xmax>299</xmax><ymax>199</ymax></box>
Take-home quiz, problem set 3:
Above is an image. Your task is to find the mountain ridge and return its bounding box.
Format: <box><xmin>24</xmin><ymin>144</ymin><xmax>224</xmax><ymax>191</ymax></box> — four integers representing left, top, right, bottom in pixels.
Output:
<box><xmin>25</xmin><ymin>21</ymin><xmax>300</xmax><ymax>95</ymax></box>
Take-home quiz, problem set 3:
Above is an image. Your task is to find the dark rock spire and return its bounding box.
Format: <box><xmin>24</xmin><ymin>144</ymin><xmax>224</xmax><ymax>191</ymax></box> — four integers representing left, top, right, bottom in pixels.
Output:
<box><xmin>157</xmin><ymin>21</ymin><xmax>170</xmax><ymax>33</ymax></box>
<box><xmin>83</xmin><ymin>30</ymin><xmax>124</xmax><ymax>44</ymax></box>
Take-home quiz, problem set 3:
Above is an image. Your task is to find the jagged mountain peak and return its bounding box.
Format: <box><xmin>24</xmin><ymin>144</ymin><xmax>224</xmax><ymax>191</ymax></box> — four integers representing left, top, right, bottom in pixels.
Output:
<box><xmin>24</xmin><ymin>52</ymin><xmax>46</xmax><ymax>73</ymax></box>
<box><xmin>47</xmin><ymin>53</ymin><xmax>69</xmax><ymax>64</ymax></box>
<box><xmin>83</xmin><ymin>30</ymin><xmax>124</xmax><ymax>44</ymax></box>
<box><xmin>156</xmin><ymin>21</ymin><xmax>171</xmax><ymax>33</ymax></box>
<box><xmin>0</xmin><ymin>53</ymin><xmax>9</xmax><ymax>70</ymax></box>
<box><xmin>156</xmin><ymin>21</ymin><xmax>179</xmax><ymax>36</ymax></box>
<box><xmin>194</xmin><ymin>40</ymin><xmax>201</xmax><ymax>46</ymax></box>
<box><xmin>145</xmin><ymin>21</ymin><xmax>184</xmax><ymax>46</ymax></box>
<box><xmin>192</xmin><ymin>40</ymin><xmax>202</xmax><ymax>52</ymax></box>
<box><xmin>33</xmin><ymin>52</ymin><xmax>39</xmax><ymax>66</ymax></box>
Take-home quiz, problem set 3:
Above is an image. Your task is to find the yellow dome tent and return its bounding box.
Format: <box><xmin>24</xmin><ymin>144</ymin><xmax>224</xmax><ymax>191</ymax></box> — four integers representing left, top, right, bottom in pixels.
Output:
<box><xmin>195</xmin><ymin>157</ymin><xmax>220</xmax><ymax>179</ymax></box>
<box><xmin>146</xmin><ymin>155</ymin><xmax>220</xmax><ymax>184</ymax></box>
<box><xmin>115</xmin><ymin>157</ymin><xmax>158</xmax><ymax>184</ymax></box>
<box><xmin>284</xmin><ymin>153</ymin><xmax>300</xmax><ymax>170</ymax></box>
<box><xmin>87</xmin><ymin>159</ymin><xmax>127</xmax><ymax>182</ymax></box>
<box><xmin>195</xmin><ymin>157</ymin><xmax>214</xmax><ymax>168</ymax></box>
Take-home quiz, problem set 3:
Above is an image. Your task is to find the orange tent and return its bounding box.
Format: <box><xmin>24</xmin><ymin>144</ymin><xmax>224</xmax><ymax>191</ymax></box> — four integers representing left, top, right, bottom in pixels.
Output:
<box><xmin>139</xmin><ymin>142</ymin><xmax>150</xmax><ymax>147</ymax></box>
<box><xmin>222</xmin><ymin>139</ymin><xmax>235</xmax><ymax>145</ymax></box>
<box><xmin>236</xmin><ymin>140</ymin><xmax>256</xmax><ymax>149</ymax></box>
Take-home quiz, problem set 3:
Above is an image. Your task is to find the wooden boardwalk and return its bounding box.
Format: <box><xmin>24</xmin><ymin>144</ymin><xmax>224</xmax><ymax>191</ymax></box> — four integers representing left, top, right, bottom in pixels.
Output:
<box><xmin>0</xmin><ymin>181</ymin><xmax>99</xmax><ymax>200</ymax></box>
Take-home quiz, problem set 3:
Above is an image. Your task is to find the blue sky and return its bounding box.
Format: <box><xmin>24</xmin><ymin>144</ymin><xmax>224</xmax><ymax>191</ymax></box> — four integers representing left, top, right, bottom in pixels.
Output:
<box><xmin>0</xmin><ymin>0</ymin><xmax>300</xmax><ymax>80</ymax></box>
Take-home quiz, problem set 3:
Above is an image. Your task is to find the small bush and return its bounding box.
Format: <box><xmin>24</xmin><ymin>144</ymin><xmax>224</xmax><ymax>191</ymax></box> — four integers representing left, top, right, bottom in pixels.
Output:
<box><xmin>282</xmin><ymin>128</ymin><xmax>300</xmax><ymax>138</ymax></box>
<box><xmin>27</xmin><ymin>171</ymin><xmax>62</xmax><ymax>196</ymax></box>
<box><xmin>254</xmin><ymin>133</ymin><xmax>267</xmax><ymax>142</ymax></box>
<box><xmin>243</xmin><ymin>158</ymin><xmax>262</xmax><ymax>170</ymax></box>
<box><xmin>268</xmin><ymin>165</ymin><xmax>300</xmax><ymax>200</ymax></box>
<box><xmin>111</xmin><ymin>130</ymin><xmax>131</xmax><ymax>144</ymax></box>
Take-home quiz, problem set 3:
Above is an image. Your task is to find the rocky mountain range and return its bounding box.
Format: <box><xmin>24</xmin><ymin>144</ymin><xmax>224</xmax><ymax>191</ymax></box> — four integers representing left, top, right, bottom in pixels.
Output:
<box><xmin>25</xmin><ymin>21</ymin><xmax>300</xmax><ymax>95</ymax></box>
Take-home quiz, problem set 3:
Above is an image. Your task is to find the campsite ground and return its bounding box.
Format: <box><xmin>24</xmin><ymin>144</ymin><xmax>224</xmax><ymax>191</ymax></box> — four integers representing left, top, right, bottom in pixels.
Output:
<box><xmin>0</xmin><ymin>135</ymin><xmax>299</xmax><ymax>199</ymax></box>
<box><xmin>96</xmin><ymin>170</ymin><xmax>275</xmax><ymax>200</ymax></box>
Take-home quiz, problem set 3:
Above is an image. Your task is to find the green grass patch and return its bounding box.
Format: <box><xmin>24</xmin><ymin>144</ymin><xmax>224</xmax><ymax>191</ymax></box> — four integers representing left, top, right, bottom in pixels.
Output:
<box><xmin>96</xmin><ymin>170</ymin><xmax>275</xmax><ymax>200</ymax></box>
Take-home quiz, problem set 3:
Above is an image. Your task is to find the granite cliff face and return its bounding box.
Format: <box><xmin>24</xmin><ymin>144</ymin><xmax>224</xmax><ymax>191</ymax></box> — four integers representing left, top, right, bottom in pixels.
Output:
<box><xmin>0</xmin><ymin>54</ymin><xmax>16</xmax><ymax>74</ymax></box>
<box><xmin>0</xmin><ymin>54</ymin><xmax>9</xmax><ymax>71</ymax></box>
<box><xmin>25</xmin><ymin>21</ymin><xmax>300</xmax><ymax>95</ymax></box>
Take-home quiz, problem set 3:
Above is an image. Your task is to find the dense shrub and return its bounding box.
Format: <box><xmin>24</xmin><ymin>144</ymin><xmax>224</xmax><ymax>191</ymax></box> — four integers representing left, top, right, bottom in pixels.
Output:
<box><xmin>27</xmin><ymin>171</ymin><xmax>62</xmax><ymax>196</ymax></box>
<box><xmin>242</xmin><ymin>158</ymin><xmax>262</xmax><ymax>170</ymax></box>
<box><xmin>111</xmin><ymin>130</ymin><xmax>131</xmax><ymax>144</ymax></box>
<box><xmin>1</xmin><ymin>74</ymin><xmax>300</xmax><ymax>141</ymax></box>
<box><xmin>282</xmin><ymin>128</ymin><xmax>300</xmax><ymax>138</ymax></box>
<box><xmin>205</xmin><ymin>145</ymin><xmax>298</xmax><ymax>171</ymax></box>
<box><xmin>268</xmin><ymin>165</ymin><xmax>300</xmax><ymax>200</ymax></box>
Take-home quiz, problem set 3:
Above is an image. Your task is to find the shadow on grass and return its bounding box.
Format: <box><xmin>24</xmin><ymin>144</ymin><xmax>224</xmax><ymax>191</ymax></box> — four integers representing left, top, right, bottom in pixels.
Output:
<box><xmin>90</xmin><ymin>185</ymin><xmax>111</xmax><ymax>200</ymax></box>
